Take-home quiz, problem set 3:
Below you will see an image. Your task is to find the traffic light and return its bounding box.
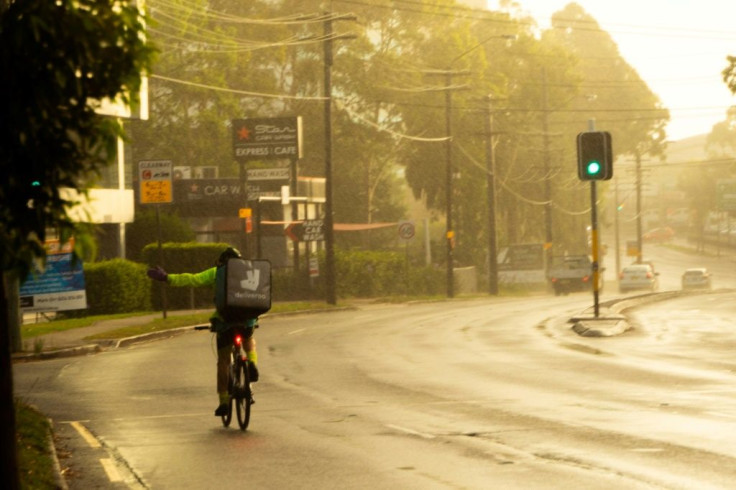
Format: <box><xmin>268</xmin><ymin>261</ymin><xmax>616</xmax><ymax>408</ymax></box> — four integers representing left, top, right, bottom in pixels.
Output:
<box><xmin>577</xmin><ymin>131</ymin><xmax>613</xmax><ymax>181</ymax></box>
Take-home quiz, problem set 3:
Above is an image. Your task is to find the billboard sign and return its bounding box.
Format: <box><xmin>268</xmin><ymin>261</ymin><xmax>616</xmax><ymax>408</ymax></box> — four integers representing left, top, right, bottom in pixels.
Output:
<box><xmin>20</xmin><ymin>239</ymin><xmax>87</xmax><ymax>312</ymax></box>
<box><xmin>232</xmin><ymin>117</ymin><xmax>303</xmax><ymax>161</ymax></box>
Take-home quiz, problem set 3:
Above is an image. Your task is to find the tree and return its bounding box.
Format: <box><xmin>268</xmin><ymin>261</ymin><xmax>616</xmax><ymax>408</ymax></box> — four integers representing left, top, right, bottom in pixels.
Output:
<box><xmin>126</xmin><ymin>210</ymin><xmax>195</xmax><ymax>262</ymax></box>
<box><xmin>0</xmin><ymin>1</ymin><xmax>154</xmax><ymax>486</ymax></box>
<box><xmin>723</xmin><ymin>55</ymin><xmax>736</xmax><ymax>95</ymax></box>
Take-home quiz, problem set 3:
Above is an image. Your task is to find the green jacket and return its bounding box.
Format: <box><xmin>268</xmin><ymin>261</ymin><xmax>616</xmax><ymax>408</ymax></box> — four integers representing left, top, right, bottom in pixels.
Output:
<box><xmin>167</xmin><ymin>267</ymin><xmax>257</xmax><ymax>328</ymax></box>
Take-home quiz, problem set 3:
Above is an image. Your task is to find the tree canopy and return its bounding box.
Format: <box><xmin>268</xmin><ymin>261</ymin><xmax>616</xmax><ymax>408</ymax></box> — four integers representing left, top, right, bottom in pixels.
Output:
<box><xmin>129</xmin><ymin>0</ymin><xmax>669</xmax><ymax>266</ymax></box>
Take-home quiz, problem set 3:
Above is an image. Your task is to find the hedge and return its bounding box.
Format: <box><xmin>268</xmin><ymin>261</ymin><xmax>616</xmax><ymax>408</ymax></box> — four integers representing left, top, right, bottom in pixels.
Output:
<box><xmin>83</xmin><ymin>259</ymin><xmax>151</xmax><ymax>315</ymax></box>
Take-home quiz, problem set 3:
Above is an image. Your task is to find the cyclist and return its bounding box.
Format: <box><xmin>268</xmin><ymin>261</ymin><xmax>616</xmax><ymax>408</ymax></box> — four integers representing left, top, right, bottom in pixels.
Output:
<box><xmin>147</xmin><ymin>247</ymin><xmax>259</xmax><ymax>416</ymax></box>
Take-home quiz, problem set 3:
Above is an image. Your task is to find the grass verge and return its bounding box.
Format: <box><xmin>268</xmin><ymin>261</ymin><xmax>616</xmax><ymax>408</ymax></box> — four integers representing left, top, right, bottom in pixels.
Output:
<box><xmin>79</xmin><ymin>301</ymin><xmax>339</xmax><ymax>341</ymax></box>
<box><xmin>16</xmin><ymin>400</ymin><xmax>58</xmax><ymax>489</ymax></box>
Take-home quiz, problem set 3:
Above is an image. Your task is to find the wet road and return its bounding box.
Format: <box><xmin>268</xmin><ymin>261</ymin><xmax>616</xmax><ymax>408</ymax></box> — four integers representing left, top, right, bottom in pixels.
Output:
<box><xmin>14</xmin><ymin>290</ymin><xmax>736</xmax><ymax>489</ymax></box>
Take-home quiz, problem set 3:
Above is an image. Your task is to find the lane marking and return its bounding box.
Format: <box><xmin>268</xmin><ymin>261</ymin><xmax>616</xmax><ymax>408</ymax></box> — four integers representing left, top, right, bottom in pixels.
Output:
<box><xmin>386</xmin><ymin>424</ymin><xmax>435</xmax><ymax>439</ymax></box>
<box><xmin>100</xmin><ymin>458</ymin><xmax>123</xmax><ymax>482</ymax></box>
<box><xmin>288</xmin><ymin>328</ymin><xmax>306</xmax><ymax>335</ymax></box>
<box><xmin>70</xmin><ymin>421</ymin><xmax>101</xmax><ymax>448</ymax></box>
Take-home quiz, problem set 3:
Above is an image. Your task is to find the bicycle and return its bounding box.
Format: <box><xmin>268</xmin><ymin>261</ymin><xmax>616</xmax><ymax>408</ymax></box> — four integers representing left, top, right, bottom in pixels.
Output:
<box><xmin>195</xmin><ymin>324</ymin><xmax>253</xmax><ymax>431</ymax></box>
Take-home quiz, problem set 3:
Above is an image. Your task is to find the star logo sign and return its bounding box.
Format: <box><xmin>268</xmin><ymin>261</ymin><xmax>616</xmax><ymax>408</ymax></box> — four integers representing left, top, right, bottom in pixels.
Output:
<box><xmin>237</xmin><ymin>125</ymin><xmax>251</xmax><ymax>140</ymax></box>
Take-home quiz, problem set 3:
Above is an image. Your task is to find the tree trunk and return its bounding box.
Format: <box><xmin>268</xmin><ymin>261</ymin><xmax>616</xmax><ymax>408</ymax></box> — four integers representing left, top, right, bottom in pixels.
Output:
<box><xmin>0</xmin><ymin>272</ymin><xmax>20</xmax><ymax>489</ymax></box>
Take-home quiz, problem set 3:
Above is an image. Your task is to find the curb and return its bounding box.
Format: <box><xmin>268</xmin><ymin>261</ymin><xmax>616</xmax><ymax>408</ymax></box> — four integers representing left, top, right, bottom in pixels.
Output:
<box><xmin>13</xmin><ymin>304</ymin><xmax>360</xmax><ymax>362</ymax></box>
<box><xmin>12</xmin><ymin>344</ymin><xmax>101</xmax><ymax>363</ymax></box>
<box><xmin>47</xmin><ymin>418</ymin><xmax>69</xmax><ymax>490</ymax></box>
<box><xmin>568</xmin><ymin>290</ymin><xmax>700</xmax><ymax>338</ymax></box>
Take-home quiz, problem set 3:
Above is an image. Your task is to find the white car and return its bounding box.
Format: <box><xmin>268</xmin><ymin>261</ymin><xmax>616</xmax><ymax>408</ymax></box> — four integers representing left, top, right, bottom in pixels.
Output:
<box><xmin>619</xmin><ymin>264</ymin><xmax>658</xmax><ymax>293</ymax></box>
<box><xmin>681</xmin><ymin>268</ymin><xmax>712</xmax><ymax>290</ymax></box>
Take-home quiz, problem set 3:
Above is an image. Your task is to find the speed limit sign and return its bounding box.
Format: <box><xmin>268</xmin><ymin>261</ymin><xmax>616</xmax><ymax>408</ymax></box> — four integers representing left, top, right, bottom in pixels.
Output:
<box><xmin>398</xmin><ymin>220</ymin><xmax>415</xmax><ymax>241</ymax></box>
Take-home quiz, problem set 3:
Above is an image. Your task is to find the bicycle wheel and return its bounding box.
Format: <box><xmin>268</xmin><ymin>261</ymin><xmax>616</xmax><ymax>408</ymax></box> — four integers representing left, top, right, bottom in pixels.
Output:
<box><xmin>234</xmin><ymin>358</ymin><xmax>252</xmax><ymax>431</ymax></box>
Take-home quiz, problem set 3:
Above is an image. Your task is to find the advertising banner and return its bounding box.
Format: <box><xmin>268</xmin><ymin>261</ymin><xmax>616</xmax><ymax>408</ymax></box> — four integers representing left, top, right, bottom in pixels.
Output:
<box><xmin>20</xmin><ymin>239</ymin><xmax>87</xmax><ymax>312</ymax></box>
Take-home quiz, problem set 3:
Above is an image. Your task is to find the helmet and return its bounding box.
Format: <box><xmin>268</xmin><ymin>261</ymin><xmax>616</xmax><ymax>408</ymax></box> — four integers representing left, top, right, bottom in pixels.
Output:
<box><xmin>216</xmin><ymin>247</ymin><xmax>241</xmax><ymax>266</ymax></box>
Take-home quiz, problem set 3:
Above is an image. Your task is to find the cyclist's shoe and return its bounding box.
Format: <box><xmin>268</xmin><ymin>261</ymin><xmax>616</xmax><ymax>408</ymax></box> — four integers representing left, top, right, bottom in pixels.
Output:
<box><xmin>214</xmin><ymin>403</ymin><xmax>229</xmax><ymax>417</ymax></box>
<box><xmin>248</xmin><ymin>363</ymin><xmax>259</xmax><ymax>382</ymax></box>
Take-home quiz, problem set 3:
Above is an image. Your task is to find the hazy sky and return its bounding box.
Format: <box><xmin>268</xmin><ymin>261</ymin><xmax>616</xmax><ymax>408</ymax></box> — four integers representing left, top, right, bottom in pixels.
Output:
<box><xmin>488</xmin><ymin>0</ymin><xmax>736</xmax><ymax>141</ymax></box>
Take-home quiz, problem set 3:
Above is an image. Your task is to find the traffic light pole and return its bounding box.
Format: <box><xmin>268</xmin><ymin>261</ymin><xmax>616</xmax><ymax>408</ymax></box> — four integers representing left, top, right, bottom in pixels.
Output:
<box><xmin>590</xmin><ymin>180</ymin><xmax>600</xmax><ymax>318</ymax></box>
<box><xmin>585</xmin><ymin>120</ymin><xmax>603</xmax><ymax>317</ymax></box>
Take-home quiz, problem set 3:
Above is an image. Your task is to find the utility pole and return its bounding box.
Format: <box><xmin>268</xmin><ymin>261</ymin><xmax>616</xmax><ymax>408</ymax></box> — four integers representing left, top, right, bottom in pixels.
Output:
<box><xmin>484</xmin><ymin>95</ymin><xmax>499</xmax><ymax>295</ymax></box>
<box><xmin>635</xmin><ymin>149</ymin><xmax>643</xmax><ymax>264</ymax></box>
<box><xmin>322</xmin><ymin>11</ymin><xmax>355</xmax><ymax>305</ymax></box>
<box><xmin>444</xmin><ymin>71</ymin><xmax>455</xmax><ymax>298</ymax></box>
<box><xmin>542</xmin><ymin>68</ymin><xmax>553</xmax><ymax>274</ymax></box>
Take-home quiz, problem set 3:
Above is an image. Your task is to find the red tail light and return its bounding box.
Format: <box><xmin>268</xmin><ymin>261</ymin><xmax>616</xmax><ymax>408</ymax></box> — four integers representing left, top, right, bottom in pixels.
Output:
<box><xmin>234</xmin><ymin>335</ymin><xmax>242</xmax><ymax>346</ymax></box>
<box><xmin>646</xmin><ymin>272</ymin><xmax>653</xmax><ymax>278</ymax></box>
<box><xmin>582</xmin><ymin>275</ymin><xmax>590</xmax><ymax>282</ymax></box>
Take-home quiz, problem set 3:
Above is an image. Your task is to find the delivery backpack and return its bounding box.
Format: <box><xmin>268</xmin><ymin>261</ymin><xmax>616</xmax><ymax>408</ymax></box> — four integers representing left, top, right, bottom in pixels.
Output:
<box><xmin>215</xmin><ymin>258</ymin><xmax>272</xmax><ymax>322</ymax></box>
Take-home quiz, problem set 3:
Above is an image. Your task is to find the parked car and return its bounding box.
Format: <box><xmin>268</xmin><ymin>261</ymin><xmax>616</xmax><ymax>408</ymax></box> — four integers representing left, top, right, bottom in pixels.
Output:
<box><xmin>619</xmin><ymin>264</ymin><xmax>659</xmax><ymax>293</ymax></box>
<box><xmin>681</xmin><ymin>268</ymin><xmax>712</xmax><ymax>290</ymax></box>
<box><xmin>643</xmin><ymin>226</ymin><xmax>675</xmax><ymax>243</ymax></box>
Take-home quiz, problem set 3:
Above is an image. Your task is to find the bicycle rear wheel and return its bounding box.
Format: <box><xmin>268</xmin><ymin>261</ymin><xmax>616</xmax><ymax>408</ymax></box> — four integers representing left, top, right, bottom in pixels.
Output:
<box><xmin>234</xmin><ymin>358</ymin><xmax>252</xmax><ymax>430</ymax></box>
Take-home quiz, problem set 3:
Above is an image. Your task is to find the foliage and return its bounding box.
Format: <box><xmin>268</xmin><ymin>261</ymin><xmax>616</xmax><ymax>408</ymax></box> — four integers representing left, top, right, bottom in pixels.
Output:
<box><xmin>0</xmin><ymin>0</ymin><xmax>155</xmax><ymax>278</ymax></box>
<box><xmin>83</xmin><ymin>259</ymin><xmax>152</xmax><ymax>315</ymax></box>
<box><xmin>723</xmin><ymin>55</ymin><xmax>736</xmax><ymax>95</ymax></box>
<box><xmin>125</xmin><ymin>209</ymin><xmax>195</xmax><ymax>261</ymax></box>
<box><xmin>15</xmin><ymin>401</ymin><xmax>57</xmax><ymax>490</ymax></box>
<box><xmin>125</xmin><ymin>0</ymin><xmax>669</xmax><ymax>278</ymax></box>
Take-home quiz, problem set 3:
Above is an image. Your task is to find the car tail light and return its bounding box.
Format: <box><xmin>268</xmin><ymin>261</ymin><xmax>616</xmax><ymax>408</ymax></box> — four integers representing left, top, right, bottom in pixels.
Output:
<box><xmin>646</xmin><ymin>272</ymin><xmax>653</xmax><ymax>278</ymax></box>
<box><xmin>582</xmin><ymin>275</ymin><xmax>590</xmax><ymax>282</ymax></box>
<box><xmin>550</xmin><ymin>277</ymin><xmax>558</xmax><ymax>283</ymax></box>
<box><xmin>234</xmin><ymin>334</ymin><xmax>242</xmax><ymax>346</ymax></box>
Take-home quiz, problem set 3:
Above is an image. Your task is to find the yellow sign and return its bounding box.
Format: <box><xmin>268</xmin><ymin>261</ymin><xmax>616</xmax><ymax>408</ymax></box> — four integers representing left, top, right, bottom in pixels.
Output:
<box><xmin>140</xmin><ymin>180</ymin><xmax>172</xmax><ymax>204</ymax></box>
<box><xmin>239</xmin><ymin>208</ymin><xmax>252</xmax><ymax>218</ymax></box>
<box><xmin>139</xmin><ymin>160</ymin><xmax>173</xmax><ymax>204</ymax></box>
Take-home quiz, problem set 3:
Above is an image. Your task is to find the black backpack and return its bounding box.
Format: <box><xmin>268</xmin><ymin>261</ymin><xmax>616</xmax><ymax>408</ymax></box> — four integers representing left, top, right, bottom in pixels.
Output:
<box><xmin>214</xmin><ymin>258</ymin><xmax>272</xmax><ymax>322</ymax></box>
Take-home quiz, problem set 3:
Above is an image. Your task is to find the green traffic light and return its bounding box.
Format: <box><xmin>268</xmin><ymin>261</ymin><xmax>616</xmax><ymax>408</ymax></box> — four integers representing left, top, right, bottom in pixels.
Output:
<box><xmin>31</xmin><ymin>181</ymin><xmax>41</xmax><ymax>186</ymax></box>
<box><xmin>586</xmin><ymin>161</ymin><xmax>601</xmax><ymax>176</ymax></box>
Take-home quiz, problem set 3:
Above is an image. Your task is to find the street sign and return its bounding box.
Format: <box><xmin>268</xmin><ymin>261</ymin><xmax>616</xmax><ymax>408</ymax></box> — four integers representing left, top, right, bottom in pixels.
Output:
<box><xmin>303</xmin><ymin>219</ymin><xmax>325</xmax><ymax>241</ymax></box>
<box><xmin>398</xmin><ymin>220</ymin><xmax>415</xmax><ymax>240</ymax></box>
<box><xmin>246</xmin><ymin>167</ymin><xmax>290</xmax><ymax>181</ymax></box>
<box><xmin>285</xmin><ymin>220</ymin><xmax>325</xmax><ymax>242</ymax></box>
<box><xmin>139</xmin><ymin>160</ymin><xmax>173</xmax><ymax>204</ymax></box>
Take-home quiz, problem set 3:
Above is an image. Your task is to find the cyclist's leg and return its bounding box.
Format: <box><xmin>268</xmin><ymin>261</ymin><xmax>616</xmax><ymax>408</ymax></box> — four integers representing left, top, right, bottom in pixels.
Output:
<box><xmin>239</xmin><ymin>324</ymin><xmax>258</xmax><ymax>382</ymax></box>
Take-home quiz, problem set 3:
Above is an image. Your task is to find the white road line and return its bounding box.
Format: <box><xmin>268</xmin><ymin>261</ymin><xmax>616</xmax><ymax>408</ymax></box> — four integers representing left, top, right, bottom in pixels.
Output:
<box><xmin>100</xmin><ymin>458</ymin><xmax>123</xmax><ymax>482</ymax></box>
<box><xmin>386</xmin><ymin>424</ymin><xmax>435</xmax><ymax>439</ymax></box>
<box><xmin>288</xmin><ymin>328</ymin><xmax>306</xmax><ymax>335</ymax></box>
<box><xmin>69</xmin><ymin>421</ymin><xmax>101</xmax><ymax>448</ymax></box>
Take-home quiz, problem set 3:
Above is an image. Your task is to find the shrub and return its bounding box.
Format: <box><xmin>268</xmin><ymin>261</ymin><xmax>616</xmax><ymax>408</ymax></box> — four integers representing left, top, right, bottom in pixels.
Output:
<box><xmin>84</xmin><ymin>259</ymin><xmax>151</xmax><ymax>315</ymax></box>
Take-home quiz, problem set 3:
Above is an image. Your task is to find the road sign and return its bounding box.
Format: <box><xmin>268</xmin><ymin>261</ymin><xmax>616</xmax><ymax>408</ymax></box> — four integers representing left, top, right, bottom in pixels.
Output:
<box><xmin>398</xmin><ymin>220</ymin><xmax>415</xmax><ymax>240</ymax></box>
<box><xmin>285</xmin><ymin>220</ymin><xmax>325</xmax><ymax>242</ymax></box>
<box><xmin>303</xmin><ymin>219</ymin><xmax>325</xmax><ymax>241</ymax></box>
<box><xmin>139</xmin><ymin>160</ymin><xmax>173</xmax><ymax>204</ymax></box>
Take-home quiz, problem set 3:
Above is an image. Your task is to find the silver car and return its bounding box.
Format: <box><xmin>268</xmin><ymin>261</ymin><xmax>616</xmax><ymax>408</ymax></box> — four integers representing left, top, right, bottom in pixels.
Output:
<box><xmin>681</xmin><ymin>268</ymin><xmax>712</xmax><ymax>290</ymax></box>
<box><xmin>619</xmin><ymin>264</ymin><xmax>658</xmax><ymax>293</ymax></box>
